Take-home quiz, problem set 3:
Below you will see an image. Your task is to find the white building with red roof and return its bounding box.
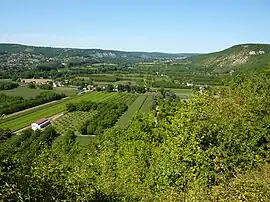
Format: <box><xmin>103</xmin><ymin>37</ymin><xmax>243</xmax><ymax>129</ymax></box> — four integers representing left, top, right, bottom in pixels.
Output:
<box><xmin>31</xmin><ymin>118</ymin><xmax>51</xmax><ymax>131</ymax></box>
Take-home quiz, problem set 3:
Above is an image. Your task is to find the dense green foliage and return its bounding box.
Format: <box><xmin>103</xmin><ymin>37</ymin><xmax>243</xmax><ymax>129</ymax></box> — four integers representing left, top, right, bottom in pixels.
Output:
<box><xmin>0</xmin><ymin>128</ymin><xmax>13</xmax><ymax>141</ymax></box>
<box><xmin>39</xmin><ymin>83</ymin><xmax>53</xmax><ymax>90</ymax></box>
<box><xmin>0</xmin><ymin>81</ymin><xmax>18</xmax><ymax>90</ymax></box>
<box><xmin>0</xmin><ymin>91</ymin><xmax>65</xmax><ymax>115</ymax></box>
<box><xmin>0</xmin><ymin>127</ymin><xmax>60</xmax><ymax>200</ymax></box>
<box><xmin>36</xmin><ymin>62</ymin><xmax>64</xmax><ymax>71</ymax></box>
<box><xmin>0</xmin><ymin>73</ymin><xmax>269</xmax><ymax>200</ymax></box>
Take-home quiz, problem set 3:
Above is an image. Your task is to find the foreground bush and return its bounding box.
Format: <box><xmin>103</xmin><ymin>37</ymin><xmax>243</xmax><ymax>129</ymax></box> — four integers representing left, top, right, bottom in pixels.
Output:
<box><xmin>0</xmin><ymin>74</ymin><xmax>269</xmax><ymax>201</ymax></box>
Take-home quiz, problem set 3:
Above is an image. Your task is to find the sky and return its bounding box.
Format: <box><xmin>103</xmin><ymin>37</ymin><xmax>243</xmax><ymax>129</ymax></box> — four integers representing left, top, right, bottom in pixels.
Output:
<box><xmin>0</xmin><ymin>0</ymin><xmax>269</xmax><ymax>53</ymax></box>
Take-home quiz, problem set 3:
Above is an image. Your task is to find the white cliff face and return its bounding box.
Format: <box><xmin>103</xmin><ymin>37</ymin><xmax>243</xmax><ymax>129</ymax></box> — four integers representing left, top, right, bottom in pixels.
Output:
<box><xmin>92</xmin><ymin>52</ymin><xmax>117</xmax><ymax>58</ymax></box>
<box><xmin>249</xmin><ymin>50</ymin><xmax>265</xmax><ymax>55</ymax></box>
<box><xmin>249</xmin><ymin>51</ymin><xmax>256</xmax><ymax>55</ymax></box>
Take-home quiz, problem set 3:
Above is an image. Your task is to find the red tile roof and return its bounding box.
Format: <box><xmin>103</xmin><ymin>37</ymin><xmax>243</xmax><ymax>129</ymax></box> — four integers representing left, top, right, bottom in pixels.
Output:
<box><xmin>35</xmin><ymin>118</ymin><xmax>49</xmax><ymax>125</ymax></box>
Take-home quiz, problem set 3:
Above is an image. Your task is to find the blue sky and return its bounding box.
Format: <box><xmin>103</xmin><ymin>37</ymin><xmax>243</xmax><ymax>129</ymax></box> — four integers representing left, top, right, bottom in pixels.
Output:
<box><xmin>0</xmin><ymin>0</ymin><xmax>269</xmax><ymax>53</ymax></box>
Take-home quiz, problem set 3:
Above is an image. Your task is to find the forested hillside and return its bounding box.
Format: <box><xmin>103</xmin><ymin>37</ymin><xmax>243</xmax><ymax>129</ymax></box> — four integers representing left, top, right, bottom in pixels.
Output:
<box><xmin>0</xmin><ymin>43</ymin><xmax>191</xmax><ymax>58</ymax></box>
<box><xmin>0</xmin><ymin>43</ymin><xmax>193</xmax><ymax>79</ymax></box>
<box><xmin>189</xmin><ymin>43</ymin><xmax>270</xmax><ymax>73</ymax></box>
<box><xmin>0</xmin><ymin>73</ymin><xmax>269</xmax><ymax>201</ymax></box>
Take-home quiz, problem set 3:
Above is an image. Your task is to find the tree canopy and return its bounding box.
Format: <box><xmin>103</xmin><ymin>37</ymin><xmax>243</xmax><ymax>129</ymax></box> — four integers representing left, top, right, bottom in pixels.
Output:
<box><xmin>0</xmin><ymin>73</ymin><xmax>269</xmax><ymax>201</ymax></box>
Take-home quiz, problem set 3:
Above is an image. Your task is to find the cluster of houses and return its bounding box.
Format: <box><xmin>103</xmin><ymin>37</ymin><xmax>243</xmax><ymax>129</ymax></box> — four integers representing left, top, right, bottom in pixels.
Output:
<box><xmin>53</xmin><ymin>82</ymin><xmax>65</xmax><ymax>87</ymax></box>
<box><xmin>22</xmin><ymin>79</ymin><xmax>51</xmax><ymax>85</ymax></box>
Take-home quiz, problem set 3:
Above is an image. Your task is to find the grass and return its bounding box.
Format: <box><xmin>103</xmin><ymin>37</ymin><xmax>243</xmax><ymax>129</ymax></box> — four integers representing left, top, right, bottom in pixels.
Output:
<box><xmin>165</xmin><ymin>88</ymin><xmax>193</xmax><ymax>98</ymax></box>
<box><xmin>139</xmin><ymin>95</ymin><xmax>154</xmax><ymax>113</ymax></box>
<box><xmin>117</xmin><ymin>95</ymin><xmax>147</xmax><ymax>126</ymax></box>
<box><xmin>0</xmin><ymin>79</ymin><xmax>12</xmax><ymax>82</ymax></box>
<box><xmin>0</xmin><ymin>86</ymin><xmax>77</xmax><ymax>98</ymax></box>
<box><xmin>75</xmin><ymin>136</ymin><xmax>96</xmax><ymax>145</ymax></box>
<box><xmin>114</xmin><ymin>80</ymin><xmax>137</xmax><ymax>85</ymax></box>
<box><xmin>0</xmin><ymin>92</ymin><xmax>118</xmax><ymax>131</ymax></box>
<box><xmin>0</xmin><ymin>86</ymin><xmax>46</xmax><ymax>98</ymax></box>
<box><xmin>54</xmin><ymin>135</ymin><xmax>95</xmax><ymax>145</ymax></box>
<box><xmin>92</xmin><ymin>80</ymin><xmax>137</xmax><ymax>86</ymax></box>
<box><xmin>53</xmin><ymin>87</ymin><xmax>77</xmax><ymax>96</ymax></box>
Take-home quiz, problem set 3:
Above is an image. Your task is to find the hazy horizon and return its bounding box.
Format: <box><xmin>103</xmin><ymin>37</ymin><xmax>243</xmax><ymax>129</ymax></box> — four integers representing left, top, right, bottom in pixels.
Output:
<box><xmin>1</xmin><ymin>0</ymin><xmax>269</xmax><ymax>53</ymax></box>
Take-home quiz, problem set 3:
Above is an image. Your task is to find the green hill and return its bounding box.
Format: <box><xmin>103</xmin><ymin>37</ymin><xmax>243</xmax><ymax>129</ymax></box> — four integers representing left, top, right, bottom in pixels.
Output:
<box><xmin>0</xmin><ymin>43</ymin><xmax>191</xmax><ymax>60</ymax></box>
<box><xmin>190</xmin><ymin>44</ymin><xmax>270</xmax><ymax>73</ymax></box>
<box><xmin>0</xmin><ymin>44</ymin><xmax>194</xmax><ymax>77</ymax></box>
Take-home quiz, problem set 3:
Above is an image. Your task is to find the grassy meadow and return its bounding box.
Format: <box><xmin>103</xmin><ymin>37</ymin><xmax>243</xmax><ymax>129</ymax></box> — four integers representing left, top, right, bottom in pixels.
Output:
<box><xmin>0</xmin><ymin>86</ymin><xmax>77</xmax><ymax>98</ymax></box>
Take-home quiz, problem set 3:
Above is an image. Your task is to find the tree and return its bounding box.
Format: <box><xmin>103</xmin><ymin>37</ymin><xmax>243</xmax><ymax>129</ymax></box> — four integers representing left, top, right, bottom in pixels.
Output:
<box><xmin>0</xmin><ymin>128</ymin><xmax>13</xmax><ymax>141</ymax></box>
<box><xmin>39</xmin><ymin>84</ymin><xmax>53</xmax><ymax>90</ymax></box>
<box><xmin>62</xmin><ymin>131</ymin><xmax>77</xmax><ymax>152</ymax></box>
<box><xmin>159</xmin><ymin>87</ymin><xmax>165</xmax><ymax>97</ymax></box>
<box><xmin>28</xmin><ymin>83</ymin><xmax>36</xmax><ymax>89</ymax></box>
<box><xmin>105</xmin><ymin>84</ymin><xmax>114</xmax><ymax>92</ymax></box>
<box><xmin>11</xmin><ymin>76</ymin><xmax>18</xmax><ymax>81</ymax></box>
<box><xmin>66</xmin><ymin>103</ymin><xmax>76</xmax><ymax>112</ymax></box>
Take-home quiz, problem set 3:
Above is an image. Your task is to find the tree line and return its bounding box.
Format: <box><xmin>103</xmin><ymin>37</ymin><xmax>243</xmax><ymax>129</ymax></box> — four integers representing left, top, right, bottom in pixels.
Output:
<box><xmin>0</xmin><ymin>82</ymin><xmax>19</xmax><ymax>90</ymax></box>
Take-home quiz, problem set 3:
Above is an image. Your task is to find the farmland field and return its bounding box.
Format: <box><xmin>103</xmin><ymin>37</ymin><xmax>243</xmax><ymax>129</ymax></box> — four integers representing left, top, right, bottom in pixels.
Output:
<box><xmin>0</xmin><ymin>79</ymin><xmax>13</xmax><ymax>82</ymax></box>
<box><xmin>0</xmin><ymin>92</ymin><xmax>141</xmax><ymax>132</ymax></box>
<box><xmin>93</xmin><ymin>80</ymin><xmax>137</xmax><ymax>86</ymax></box>
<box><xmin>0</xmin><ymin>86</ymin><xmax>46</xmax><ymax>98</ymax></box>
<box><xmin>53</xmin><ymin>111</ymin><xmax>97</xmax><ymax>135</ymax></box>
<box><xmin>0</xmin><ymin>86</ymin><xmax>77</xmax><ymax>98</ymax></box>
<box><xmin>0</xmin><ymin>92</ymin><xmax>118</xmax><ymax>131</ymax></box>
<box><xmin>117</xmin><ymin>95</ymin><xmax>148</xmax><ymax>126</ymax></box>
<box><xmin>139</xmin><ymin>94</ymin><xmax>154</xmax><ymax>113</ymax></box>
<box><xmin>52</xmin><ymin>93</ymin><xmax>139</xmax><ymax>135</ymax></box>
<box><xmin>166</xmin><ymin>88</ymin><xmax>193</xmax><ymax>98</ymax></box>
<box><xmin>53</xmin><ymin>87</ymin><xmax>77</xmax><ymax>96</ymax></box>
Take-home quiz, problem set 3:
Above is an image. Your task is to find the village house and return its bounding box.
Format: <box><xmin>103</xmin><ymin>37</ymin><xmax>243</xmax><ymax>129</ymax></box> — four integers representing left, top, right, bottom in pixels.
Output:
<box><xmin>31</xmin><ymin>118</ymin><xmax>51</xmax><ymax>131</ymax></box>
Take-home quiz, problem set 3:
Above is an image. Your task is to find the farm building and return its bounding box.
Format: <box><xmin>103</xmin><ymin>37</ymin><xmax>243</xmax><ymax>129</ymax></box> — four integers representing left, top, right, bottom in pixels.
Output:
<box><xmin>31</xmin><ymin>118</ymin><xmax>51</xmax><ymax>131</ymax></box>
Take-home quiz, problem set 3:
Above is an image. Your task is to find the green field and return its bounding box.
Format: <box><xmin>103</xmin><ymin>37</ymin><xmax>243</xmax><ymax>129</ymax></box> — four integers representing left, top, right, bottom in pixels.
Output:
<box><xmin>139</xmin><ymin>94</ymin><xmax>154</xmax><ymax>112</ymax></box>
<box><xmin>53</xmin><ymin>111</ymin><xmax>97</xmax><ymax>135</ymax></box>
<box><xmin>117</xmin><ymin>95</ymin><xmax>148</xmax><ymax>126</ymax></box>
<box><xmin>165</xmin><ymin>88</ymin><xmax>193</xmax><ymax>98</ymax></box>
<box><xmin>94</xmin><ymin>80</ymin><xmax>137</xmax><ymax>86</ymax></box>
<box><xmin>0</xmin><ymin>86</ymin><xmax>46</xmax><ymax>98</ymax></box>
<box><xmin>0</xmin><ymin>92</ymin><xmax>141</xmax><ymax>132</ymax></box>
<box><xmin>54</xmin><ymin>135</ymin><xmax>95</xmax><ymax>145</ymax></box>
<box><xmin>0</xmin><ymin>92</ymin><xmax>118</xmax><ymax>131</ymax></box>
<box><xmin>53</xmin><ymin>87</ymin><xmax>77</xmax><ymax>96</ymax></box>
<box><xmin>53</xmin><ymin>93</ymin><xmax>138</xmax><ymax>135</ymax></box>
<box><xmin>0</xmin><ymin>79</ymin><xmax>13</xmax><ymax>82</ymax></box>
<box><xmin>0</xmin><ymin>86</ymin><xmax>77</xmax><ymax>98</ymax></box>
